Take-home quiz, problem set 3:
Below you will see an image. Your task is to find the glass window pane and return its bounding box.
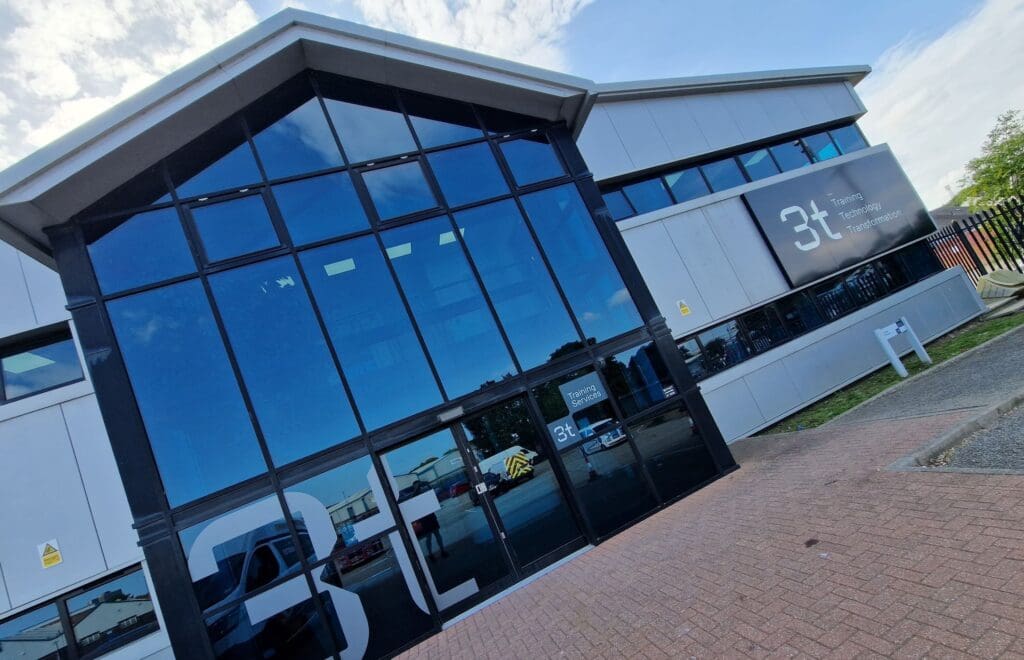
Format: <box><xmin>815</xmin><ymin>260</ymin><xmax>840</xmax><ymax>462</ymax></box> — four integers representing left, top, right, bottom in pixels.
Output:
<box><xmin>382</xmin><ymin>217</ymin><xmax>516</xmax><ymax>397</ymax></box>
<box><xmin>402</xmin><ymin>90</ymin><xmax>483</xmax><ymax>148</ymax></box>
<box><xmin>499</xmin><ymin>136</ymin><xmax>565</xmax><ymax>186</ymax></box>
<box><xmin>664</xmin><ymin>167</ymin><xmax>709</xmax><ymax>203</ymax></box>
<box><xmin>532</xmin><ymin>369</ymin><xmax>655</xmax><ymax>537</ymax></box>
<box><xmin>428</xmin><ymin>142</ymin><xmax>509</xmax><ymax>207</ymax></box>
<box><xmin>456</xmin><ymin>199</ymin><xmax>581</xmax><ymax>369</ymax></box>
<box><xmin>678</xmin><ymin>338</ymin><xmax>707</xmax><ymax>381</ymax></box>
<box><xmin>621</xmin><ymin>178</ymin><xmax>672</xmax><ymax>214</ymax></box>
<box><xmin>362</xmin><ymin>161</ymin><xmax>438</xmax><ymax>221</ymax></box>
<box><xmin>521</xmin><ymin>184</ymin><xmax>643</xmax><ymax>342</ymax></box>
<box><xmin>740</xmin><ymin>307</ymin><xmax>790</xmax><ymax>354</ymax></box>
<box><xmin>67</xmin><ymin>569</ymin><xmax>156</xmax><ymax>657</ymax></box>
<box><xmin>803</xmin><ymin>132</ymin><xmax>840</xmax><ymax>161</ymax></box>
<box><xmin>0</xmin><ymin>603</ymin><xmax>69</xmax><ymax>659</ymax></box>
<box><xmin>284</xmin><ymin>455</ymin><xmax>379</xmax><ymax>550</ymax></box>
<box><xmin>830</xmin><ymin>125</ymin><xmax>869</xmax><ymax>154</ymax></box>
<box><xmin>696</xmin><ymin>321</ymin><xmax>750</xmax><ymax>375</ymax></box>
<box><xmin>169</xmin><ymin>119</ymin><xmax>262</xmax><ymax>200</ymax></box>
<box><xmin>813</xmin><ymin>280</ymin><xmax>856</xmax><ymax>320</ymax></box>
<box><xmin>108</xmin><ymin>280</ymin><xmax>265</xmax><ymax>506</ymax></box>
<box><xmin>249</xmin><ymin>86</ymin><xmax>343</xmax><ymax>179</ymax></box>
<box><xmin>210</xmin><ymin>257</ymin><xmax>360</xmax><ymax>466</ymax></box>
<box><xmin>2</xmin><ymin>335</ymin><xmax>82</xmax><ymax>400</ymax></box>
<box><xmin>272</xmin><ymin>172</ymin><xmax>369</xmax><ymax>245</ymax></box>
<box><xmin>769</xmin><ymin>140</ymin><xmax>812</xmax><ymax>171</ymax></box>
<box><xmin>603</xmin><ymin>342</ymin><xmax>676</xmax><ymax>418</ymax></box>
<box><xmin>629</xmin><ymin>408</ymin><xmax>718</xmax><ymax>501</ymax></box>
<box><xmin>738</xmin><ymin>148</ymin><xmax>781</xmax><ymax>181</ymax></box>
<box><xmin>775</xmin><ymin>293</ymin><xmax>824</xmax><ymax>337</ymax></box>
<box><xmin>700</xmin><ymin>158</ymin><xmax>747</xmax><ymax>191</ymax></box>
<box><xmin>87</xmin><ymin>208</ymin><xmax>196</xmax><ymax>294</ymax></box>
<box><xmin>191</xmin><ymin>195</ymin><xmax>280</xmax><ymax>262</ymax></box>
<box><xmin>601</xmin><ymin>191</ymin><xmax>634</xmax><ymax>221</ymax></box>
<box><xmin>320</xmin><ymin>77</ymin><xmax>416</xmax><ymax>163</ymax></box>
<box><xmin>301</xmin><ymin>237</ymin><xmax>442</xmax><ymax>430</ymax></box>
<box><xmin>462</xmin><ymin>397</ymin><xmax>581</xmax><ymax>565</ymax></box>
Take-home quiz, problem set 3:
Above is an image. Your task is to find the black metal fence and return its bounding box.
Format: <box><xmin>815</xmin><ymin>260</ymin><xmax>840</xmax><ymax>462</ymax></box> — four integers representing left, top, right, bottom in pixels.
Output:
<box><xmin>927</xmin><ymin>198</ymin><xmax>1024</xmax><ymax>283</ymax></box>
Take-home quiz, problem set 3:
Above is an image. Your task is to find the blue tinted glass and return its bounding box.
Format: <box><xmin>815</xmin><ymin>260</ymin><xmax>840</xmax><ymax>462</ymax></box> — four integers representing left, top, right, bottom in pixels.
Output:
<box><xmin>700</xmin><ymin>158</ymin><xmax>747</xmax><ymax>191</ymax></box>
<box><xmin>108</xmin><ymin>280</ymin><xmax>265</xmax><ymax>506</ymax></box>
<box><xmin>697</xmin><ymin>321</ymin><xmax>750</xmax><ymax>374</ymax></box>
<box><xmin>321</xmin><ymin>81</ymin><xmax>416</xmax><ymax>163</ymax></box>
<box><xmin>210</xmin><ymin>258</ymin><xmax>360</xmax><ymax>465</ymax></box>
<box><xmin>739</xmin><ymin>148</ymin><xmax>781</xmax><ymax>181</ymax></box>
<box><xmin>362</xmin><ymin>161</ymin><xmax>438</xmax><ymax>221</ymax></box>
<box><xmin>769</xmin><ymin>141</ymin><xmax>812</xmax><ymax>171</ymax></box>
<box><xmin>521</xmin><ymin>185</ymin><xmax>642</xmax><ymax>342</ymax></box>
<box><xmin>602</xmin><ymin>191</ymin><xmax>634</xmax><ymax>221</ymax></box>
<box><xmin>251</xmin><ymin>97</ymin><xmax>343</xmax><ymax>179</ymax></box>
<box><xmin>456</xmin><ymin>200</ymin><xmax>580</xmax><ymax>369</ymax></box>
<box><xmin>499</xmin><ymin>136</ymin><xmax>565</xmax><ymax>186</ymax></box>
<box><xmin>0</xmin><ymin>604</ymin><xmax>68</xmax><ymax>658</ymax></box>
<box><xmin>803</xmin><ymin>132</ymin><xmax>840</xmax><ymax>161</ymax></box>
<box><xmin>428</xmin><ymin>143</ymin><xmax>509</xmax><ymax>207</ymax></box>
<box><xmin>272</xmin><ymin>173</ymin><xmax>369</xmax><ymax>245</ymax></box>
<box><xmin>603</xmin><ymin>342</ymin><xmax>676</xmax><ymax>417</ymax></box>
<box><xmin>171</xmin><ymin>121</ymin><xmax>262</xmax><ymax>199</ymax></box>
<box><xmin>402</xmin><ymin>91</ymin><xmax>483</xmax><ymax>148</ymax></box>
<box><xmin>88</xmin><ymin>207</ymin><xmax>196</xmax><ymax>293</ymax></box>
<box><xmin>664</xmin><ymin>168</ymin><xmax>709</xmax><ymax>203</ymax></box>
<box><xmin>2</xmin><ymin>336</ymin><xmax>82</xmax><ymax>400</ymax></box>
<box><xmin>301</xmin><ymin>237</ymin><xmax>443</xmax><ymax>429</ymax></box>
<box><xmin>382</xmin><ymin>217</ymin><xmax>516</xmax><ymax>397</ymax></box>
<box><xmin>622</xmin><ymin>179</ymin><xmax>672</xmax><ymax>214</ymax></box>
<box><xmin>830</xmin><ymin>125</ymin><xmax>869</xmax><ymax>154</ymax></box>
<box><xmin>191</xmin><ymin>195</ymin><xmax>280</xmax><ymax>262</ymax></box>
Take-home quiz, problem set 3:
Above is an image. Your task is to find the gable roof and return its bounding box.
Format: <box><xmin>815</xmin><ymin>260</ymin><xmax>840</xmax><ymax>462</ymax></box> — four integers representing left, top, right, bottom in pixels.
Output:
<box><xmin>0</xmin><ymin>8</ymin><xmax>869</xmax><ymax>266</ymax></box>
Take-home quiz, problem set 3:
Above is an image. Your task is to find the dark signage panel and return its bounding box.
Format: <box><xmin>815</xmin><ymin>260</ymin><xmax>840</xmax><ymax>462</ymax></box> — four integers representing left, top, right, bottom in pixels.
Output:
<box><xmin>742</xmin><ymin>150</ymin><xmax>935</xmax><ymax>287</ymax></box>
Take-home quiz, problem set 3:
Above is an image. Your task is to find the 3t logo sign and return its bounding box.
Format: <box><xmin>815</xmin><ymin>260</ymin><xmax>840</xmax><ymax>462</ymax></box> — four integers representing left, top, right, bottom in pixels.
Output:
<box><xmin>780</xmin><ymin>201</ymin><xmax>842</xmax><ymax>252</ymax></box>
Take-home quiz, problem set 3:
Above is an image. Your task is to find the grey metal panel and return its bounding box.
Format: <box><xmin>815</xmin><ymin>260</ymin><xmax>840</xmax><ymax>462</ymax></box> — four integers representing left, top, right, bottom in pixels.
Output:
<box><xmin>61</xmin><ymin>396</ymin><xmax>140</xmax><ymax>569</ymax></box>
<box><xmin>701</xmin><ymin>197</ymin><xmax>789</xmax><ymax>304</ymax></box>
<box><xmin>0</xmin><ymin>566</ymin><xmax>9</xmax><ymax>612</ymax></box>
<box><xmin>753</xmin><ymin>87</ymin><xmax>807</xmax><ymax>137</ymax></box>
<box><xmin>716</xmin><ymin>91</ymin><xmax>776</xmax><ymax>144</ymax></box>
<box><xmin>0</xmin><ymin>406</ymin><xmax>106</xmax><ymax>607</ymax></box>
<box><xmin>0</xmin><ymin>241</ymin><xmax>37</xmax><ymax>337</ymax></box>
<box><xmin>575</xmin><ymin>105</ymin><xmax>633</xmax><ymax>181</ymax></box>
<box><xmin>662</xmin><ymin>207</ymin><xmax>751</xmax><ymax>319</ymax></box>
<box><xmin>818</xmin><ymin>82</ymin><xmax>863</xmax><ymax>119</ymax></box>
<box><xmin>785</xmin><ymin>85</ymin><xmax>835</xmax><ymax>127</ymax></box>
<box><xmin>684</xmin><ymin>93</ymin><xmax>744</xmax><ymax>152</ymax></box>
<box><xmin>603</xmin><ymin>101</ymin><xmax>673</xmax><ymax>174</ymax></box>
<box><xmin>644</xmin><ymin>97</ymin><xmax>710</xmax><ymax>160</ymax></box>
<box><xmin>18</xmin><ymin>251</ymin><xmax>69</xmax><ymax>327</ymax></box>
<box><xmin>620</xmin><ymin>221</ymin><xmax>712</xmax><ymax>336</ymax></box>
<box><xmin>702</xmin><ymin>378</ymin><xmax>764</xmax><ymax>441</ymax></box>
<box><xmin>743</xmin><ymin>361</ymin><xmax>803</xmax><ymax>421</ymax></box>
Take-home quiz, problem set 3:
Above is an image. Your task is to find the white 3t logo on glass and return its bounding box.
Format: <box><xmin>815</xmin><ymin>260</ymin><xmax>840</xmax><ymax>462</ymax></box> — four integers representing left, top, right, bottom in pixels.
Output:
<box><xmin>780</xmin><ymin>201</ymin><xmax>842</xmax><ymax>251</ymax></box>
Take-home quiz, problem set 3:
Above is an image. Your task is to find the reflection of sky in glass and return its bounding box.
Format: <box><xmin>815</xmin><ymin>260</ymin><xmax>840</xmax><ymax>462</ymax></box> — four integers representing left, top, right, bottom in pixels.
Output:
<box><xmin>382</xmin><ymin>429</ymin><xmax>458</xmax><ymax>478</ymax></box>
<box><xmin>324</xmin><ymin>98</ymin><xmax>416</xmax><ymax>163</ymax></box>
<box><xmin>500</xmin><ymin>137</ymin><xmax>565</xmax><ymax>186</ymax></box>
<box><xmin>382</xmin><ymin>216</ymin><xmax>516</xmax><ymax>397</ymax></box>
<box><xmin>88</xmin><ymin>207</ymin><xmax>196</xmax><ymax>294</ymax></box>
<box><xmin>273</xmin><ymin>173</ymin><xmax>368</xmax><ymax>245</ymax></box>
<box><xmin>191</xmin><ymin>195</ymin><xmax>280</xmax><ymax>262</ymax></box>
<box><xmin>0</xmin><ymin>603</ymin><xmax>62</xmax><ymax>639</ymax></box>
<box><xmin>287</xmin><ymin>455</ymin><xmax>376</xmax><ymax>513</ymax></box>
<box><xmin>252</xmin><ymin>97</ymin><xmax>343</xmax><ymax>179</ymax></box>
<box><xmin>175</xmin><ymin>142</ymin><xmax>262</xmax><ymax>200</ymax></box>
<box><xmin>456</xmin><ymin>199</ymin><xmax>580</xmax><ymax>369</ymax></box>
<box><xmin>362</xmin><ymin>161</ymin><xmax>438</xmax><ymax>220</ymax></box>
<box><xmin>2</xmin><ymin>338</ymin><xmax>82</xmax><ymax>399</ymax></box>
<box><xmin>428</xmin><ymin>142</ymin><xmax>509</xmax><ymax>207</ymax></box>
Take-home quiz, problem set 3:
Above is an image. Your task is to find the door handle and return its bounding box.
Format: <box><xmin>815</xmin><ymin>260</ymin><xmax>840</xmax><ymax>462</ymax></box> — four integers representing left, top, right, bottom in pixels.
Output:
<box><xmin>474</xmin><ymin>482</ymin><xmax>488</xmax><ymax>495</ymax></box>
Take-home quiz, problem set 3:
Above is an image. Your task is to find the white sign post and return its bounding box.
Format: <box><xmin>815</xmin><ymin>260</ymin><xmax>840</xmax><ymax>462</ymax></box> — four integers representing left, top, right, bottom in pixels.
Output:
<box><xmin>873</xmin><ymin>316</ymin><xmax>932</xmax><ymax>378</ymax></box>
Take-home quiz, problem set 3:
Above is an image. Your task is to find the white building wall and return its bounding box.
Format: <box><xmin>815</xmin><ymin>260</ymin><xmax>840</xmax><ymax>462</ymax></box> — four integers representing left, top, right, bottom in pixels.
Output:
<box><xmin>577</xmin><ymin>81</ymin><xmax>865</xmax><ymax>181</ymax></box>
<box><xmin>0</xmin><ymin>244</ymin><xmax>170</xmax><ymax>656</ymax></box>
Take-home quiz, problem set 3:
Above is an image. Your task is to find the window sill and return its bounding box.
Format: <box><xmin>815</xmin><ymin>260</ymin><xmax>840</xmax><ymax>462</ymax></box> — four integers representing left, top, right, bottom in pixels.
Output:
<box><xmin>0</xmin><ymin>378</ymin><xmax>94</xmax><ymax>424</ymax></box>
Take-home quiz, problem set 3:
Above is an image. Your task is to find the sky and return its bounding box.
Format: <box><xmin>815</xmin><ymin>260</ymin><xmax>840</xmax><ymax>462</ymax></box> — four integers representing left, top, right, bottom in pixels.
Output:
<box><xmin>1</xmin><ymin>0</ymin><xmax>1022</xmax><ymax>207</ymax></box>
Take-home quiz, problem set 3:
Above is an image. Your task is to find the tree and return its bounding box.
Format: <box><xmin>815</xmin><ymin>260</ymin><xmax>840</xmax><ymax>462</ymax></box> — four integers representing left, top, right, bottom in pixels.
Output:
<box><xmin>954</xmin><ymin>110</ymin><xmax>1024</xmax><ymax>210</ymax></box>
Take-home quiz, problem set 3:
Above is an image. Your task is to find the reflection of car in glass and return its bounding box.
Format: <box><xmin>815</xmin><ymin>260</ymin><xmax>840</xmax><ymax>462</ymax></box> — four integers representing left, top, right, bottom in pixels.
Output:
<box><xmin>448</xmin><ymin>479</ymin><xmax>471</xmax><ymax>499</ymax></box>
<box><xmin>394</xmin><ymin>473</ymin><xmax>432</xmax><ymax>499</ymax></box>
<box><xmin>578</xmin><ymin>419</ymin><xmax>627</xmax><ymax>453</ymax></box>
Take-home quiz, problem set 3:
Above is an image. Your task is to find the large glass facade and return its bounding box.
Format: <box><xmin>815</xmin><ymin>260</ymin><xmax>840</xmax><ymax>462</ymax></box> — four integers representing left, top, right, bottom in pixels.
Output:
<box><xmin>67</xmin><ymin>69</ymin><xmax>729</xmax><ymax>660</ymax></box>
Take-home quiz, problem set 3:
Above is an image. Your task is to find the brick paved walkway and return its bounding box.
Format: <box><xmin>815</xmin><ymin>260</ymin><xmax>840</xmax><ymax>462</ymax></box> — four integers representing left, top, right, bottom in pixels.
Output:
<box><xmin>402</xmin><ymin>409</ymin><xmax>1024</xmax><ymax>659</ymax></box>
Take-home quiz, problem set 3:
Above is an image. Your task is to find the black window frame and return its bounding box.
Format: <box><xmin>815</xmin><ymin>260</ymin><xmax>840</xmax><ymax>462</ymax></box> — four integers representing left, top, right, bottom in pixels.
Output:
<box><xmin>0</xmin><ymin>564</ymin><xmax>159</xmax><ymax>660</ymax></box>
<box><xmin>0</xmin><ymin>322</ymin><xmax>85</xmax><ymax>404</ymax></box>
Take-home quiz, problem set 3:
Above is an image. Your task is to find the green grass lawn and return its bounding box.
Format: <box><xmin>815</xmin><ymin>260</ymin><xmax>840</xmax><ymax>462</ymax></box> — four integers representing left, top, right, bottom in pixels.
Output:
<box><xmin>758</xmin><ymin>312</ymin><xmax>1024</xmax><ymax>435</ymax></box>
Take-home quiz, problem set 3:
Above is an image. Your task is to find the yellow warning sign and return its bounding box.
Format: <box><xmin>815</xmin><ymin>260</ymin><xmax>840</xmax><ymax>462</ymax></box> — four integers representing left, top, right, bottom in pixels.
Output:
<box><xmin>677</xmin><ymin>300</ymin><xmax>691</xmax><ymax>316</ymax></box>
<box><xmin>504</xmin><ymin>452</ymin><xmax>533</xmax><ymax>480</ymax></box>
<box><xmin>38</xmin><ymin>539</ymin><xmax>62</xmax><ymax>569</ymax></box>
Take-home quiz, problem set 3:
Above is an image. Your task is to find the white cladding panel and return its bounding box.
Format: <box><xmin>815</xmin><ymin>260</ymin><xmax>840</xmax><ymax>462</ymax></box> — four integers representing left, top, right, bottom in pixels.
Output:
<box><xmin>19</xmin><ymin>253</ymin><xmax>70</xmax><ymax>327</ymax></box>
<box><xmin>579</xmin><ymin>81</ymin><xmax>864</xmax><ymax>181</ymax></box>
<box><xmin>0</xmin><ymin>242</ymin><xmax>38</xmax><ymax>337</ymax></box>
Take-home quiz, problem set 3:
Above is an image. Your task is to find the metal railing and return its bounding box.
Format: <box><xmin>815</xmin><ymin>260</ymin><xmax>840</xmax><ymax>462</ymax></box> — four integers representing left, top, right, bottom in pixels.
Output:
<box><xmin>928</xmin><ymin>198</ymin><xmax>1024</xmax><ymax>283</ymax></box>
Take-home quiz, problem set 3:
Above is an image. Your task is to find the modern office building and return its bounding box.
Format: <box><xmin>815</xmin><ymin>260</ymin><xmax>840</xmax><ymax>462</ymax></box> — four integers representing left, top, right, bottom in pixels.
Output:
<box><xmin>0</xmin><ymin>9</ymin><xmax>984</xmax><ymax>660</ymax></box>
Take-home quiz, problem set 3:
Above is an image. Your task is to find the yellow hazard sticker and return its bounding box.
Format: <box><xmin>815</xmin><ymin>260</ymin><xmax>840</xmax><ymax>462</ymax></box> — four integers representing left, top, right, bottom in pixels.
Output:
<box><xmin>677</xmin><ymin>300</ymin><xmax>691</xmax><ymax>316</ymax></box>
<box><xmin>504</xmin><ymin>452</ymin><xmax>533</xmax><ymax>479</ymax></box>
<box><xmin>38</xmin><ymin>539</ymin><xmax>62</xmax><ymax>569</ymax></box>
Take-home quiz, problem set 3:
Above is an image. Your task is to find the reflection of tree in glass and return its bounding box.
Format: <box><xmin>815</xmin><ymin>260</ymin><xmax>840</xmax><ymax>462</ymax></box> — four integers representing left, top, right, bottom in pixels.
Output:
<box><xmin>703</xmin><ymin>338</ymin><xmax>727</xmax><ymax>370</ymax></box>
<box><xmin>463</xmin><ymin>399</ymin><xmax>537</xmax><ymax>459</ymax></box>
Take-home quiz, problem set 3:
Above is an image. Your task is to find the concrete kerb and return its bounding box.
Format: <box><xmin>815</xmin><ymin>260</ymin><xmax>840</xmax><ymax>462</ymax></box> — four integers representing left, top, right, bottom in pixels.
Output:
<box><xmin>888</xmin><ymin>383</ymin><xmax>1024</xmax><ymax>473</ymax></box>
<box><xmin>825</xmin><ymin>321</ymin><xmax>1024</xmax><ymax>429</ymax></box>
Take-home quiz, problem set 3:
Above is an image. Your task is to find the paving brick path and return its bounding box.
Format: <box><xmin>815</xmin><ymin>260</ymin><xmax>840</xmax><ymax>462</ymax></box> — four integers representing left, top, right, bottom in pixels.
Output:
<box><xmin>402</xmin><ymin>407</ymin><xmax>1024</xmax><ymax>659</ymax></box>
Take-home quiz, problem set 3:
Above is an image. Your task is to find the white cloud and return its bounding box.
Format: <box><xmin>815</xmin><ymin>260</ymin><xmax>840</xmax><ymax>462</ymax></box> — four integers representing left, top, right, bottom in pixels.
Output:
<box><xmin>858</xmin><ymin>0</ymin><xmax>1024</xmax><ymax>207</ymax></box>
<box><xmin>347</xmin><ymin>0</ymin><xmax>592</xmax><ymax>70</ymax></box>
<box><xmin>0</xmin><ymin>0</ymin><xmax>258</xmax><ymax>171</ymax></box>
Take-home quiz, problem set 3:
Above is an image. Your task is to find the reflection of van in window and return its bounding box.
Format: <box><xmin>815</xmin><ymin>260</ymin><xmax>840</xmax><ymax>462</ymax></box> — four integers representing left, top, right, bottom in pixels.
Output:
<box><xmin>477</xmin><ymin>446</ymin><xmax>539</xmax><ymax>480</ymax></box>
